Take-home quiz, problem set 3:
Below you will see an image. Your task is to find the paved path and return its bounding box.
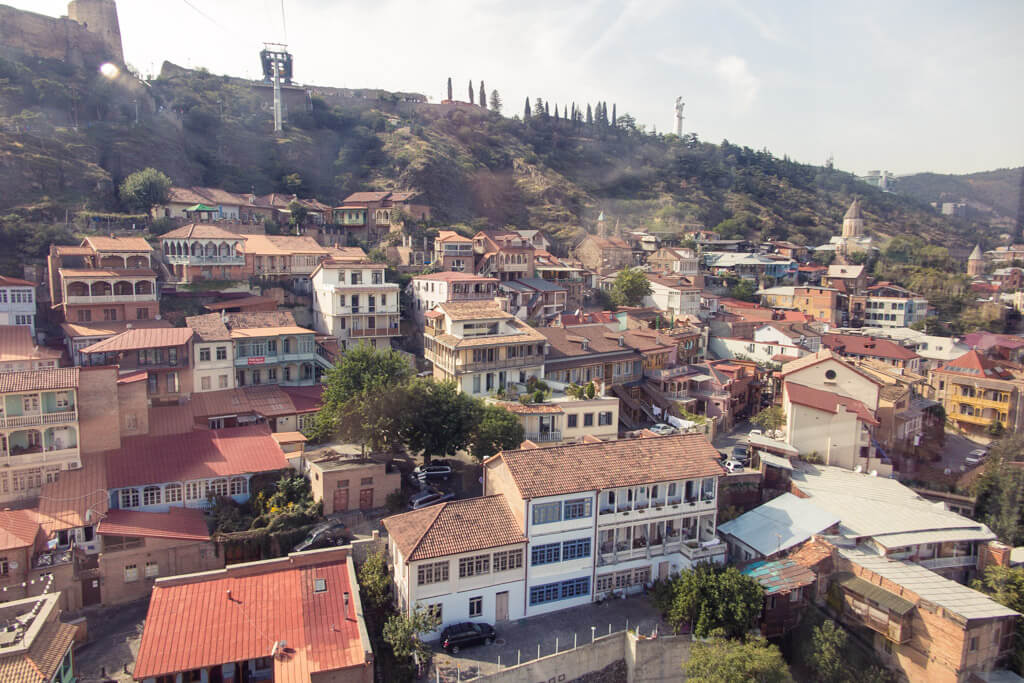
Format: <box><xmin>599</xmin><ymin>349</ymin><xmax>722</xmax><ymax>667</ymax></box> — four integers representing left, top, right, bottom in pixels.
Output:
<box><xmin>429</xmin><ymin>595</ymin><xmax>664</xmax><ymax>680</ymax></box>
<box><xmin>71</xmin><ymin>598</ymin><xmax>149</xmax><ymax>682</ymax></box>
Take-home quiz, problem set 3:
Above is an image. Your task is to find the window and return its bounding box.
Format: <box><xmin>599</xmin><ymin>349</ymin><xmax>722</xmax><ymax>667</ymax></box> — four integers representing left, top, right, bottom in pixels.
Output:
<box><xmin>598</xmin><ymin>411</ymin><xmax>613</xmax><ymax>426</ymax></box>
<box><xmin>529</xmin><ymin>577</ymin><xmax>591</xmax><ymax>605</ymax></box>
<box><xmin>136</xmin><ymin>307</ymin><xmax>149</xmax><ymax>320</ymax></box>
<box><xmin>22</xmin><ymin>395</ymin><xmax>38</xmax><ymax>412</ymax></box>
<box><xmin>120</xmin><ymin>488</ymin><xmax>139</xmax><ymax>508</ymax></box>
<box><xmin>492</xmin><ymin>549</ymin><xmax>523</xmax><ymax>572</ymax></box>
<box><xmin>77</xmin><ymin>310</ymin><xmax>91</xmax><ymax>322</ymax></box>
<box><xmin>427</xmin><ymin>603</ymin><xmax>442</xmax><ymax>622</ymax></box>
<box><xmin>969</xmin><ymin>637</ymin><xmax>978</xmax><ymax>652</ymax></box>
<box><xmin>145</xmin><ymin>561</ymin><xmax>159</xmax><ymax>578</ymax></box>
<box><xmin>563</xmin><ymin>498</ymin><xmax>592</xmax><ymax>520</ymax></box>
<box><xmin>562</xmin><ymin>538</ymin><xmax>591</xmax><ymax>561</ymax></box>
<box><xmin>206</xmin><ymin>478</ymin><xmax>228</xmax><ymax>498</ymax></box>
<box><xmin>360</xmin><ymin>477</ymin><xmax>373</xmax><ymax>485</ymax></box>
<box><xmin>583</xmin><ymin>413</ymin><xmax>594</xmax><ymax>427</ymax></box>
<box><xmin>469</xmin><ymin>596</ymin><xmax>483</xmax><ymax>618</ymax></box>
<box><xmin>124</xmin><ymin>564</ymin><xmax>139</xmax><ymax>582</ymax></box>
<box><xmin>768</xmin><ymin>595</ymin><xmax>777</xmax><ymax>609</ymax></box>
<box><xmin>532</xmin><ymin>502</ymin><xmax>561</xmax><ymax>525</ymax></box>
<box><xmin>103</xmin><ymin>308</ymin><xmax>117</xmax><ymax>321</ymax></box>
<box><xmin>142</xmin><ymin>486</ymin><xmax>161</xmax><ymax>507</ymax></box>
<box><xmin>529</xmin><ymin>582</ymin><xmax>561</xmax><ymax>605</ymax></box>
<box><xmin>218</xmin><ymin>374</ymin><xmax>228</xmax><ymax>388</ymax></box>
<box><xmin>166</xmin><ymin>372</ymin><xmax>179</xmax><ymax>393</ymax></box>
<box><xmin>216</xmin><ymin>346</ymin><xmax>228</xmax><ymax>360</ymax></box>
<box><xmin>165</xmin><ymin>483</ymin><xmax>182</xmax><ymax>503</ymax></box>
<box><xmin>201</xmin><ymin>376</ymin><xmax>211</xmax><ymax>390</ymax></box>
<box><xmin>562</xmin><ymin>577</ymin><xmax>590</xmax><ymax>599</ymax></box>
<box><xmin>596</xmin><ymin>574</ymin><xmax>614</xmax><ymax>593</ymax></box>
<box><xmin>0</xmin><ymin>557</ymin><xmax>7</xmax><ymax>576</ymax></box>
<box><xmin>531</xmin><ymin>543</ymin><xmax>561</xmax><ymax>566</ymax></box>
<box><xmin>789</xmin><ymin>587</ymin><xmax>801</xmax><ymax>602</ymax></box>
<box><xmin>229</xmin><ymin>477</ymin><xmax>247</xmax><ymax>495</ymax></box>
<box><xmin>417</xmin><ymin>561</ymin><xmax>449</xmax><ymax>585</ymax></box>
<box><xmin>185</xmin><ymin>481</ymin><xmax>202</xmax><ymax>500</ymax></box>
<box><xmin>459</xmin><ymin>554</ymin><xmax>491</xmax><ymax>577</ymax></box>
<box><xmin>266</xmin><ymin>368</ymin><xmax>277</xmax><ymax>382</ymax></box>
<box><xmin>147</xmin><ymin>373</ymin><xmax>158</xmax><ymax>395</ymax></box>
<box><xmin>567</xmin><ymin>414</ymin><xmax>578</xmax><ymax>428</ymax></box>
<box><xmin>199</xmin><ymin>347</ymin><xmax>211</xmax><ymax>362</ymax></box>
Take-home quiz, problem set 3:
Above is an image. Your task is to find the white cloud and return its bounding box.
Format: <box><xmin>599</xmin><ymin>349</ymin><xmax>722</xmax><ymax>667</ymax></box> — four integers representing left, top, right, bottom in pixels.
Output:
<box><xmin>714</xmin><ymin>55</ymin><xmax>759</xmax><ymax>110</ymax></box>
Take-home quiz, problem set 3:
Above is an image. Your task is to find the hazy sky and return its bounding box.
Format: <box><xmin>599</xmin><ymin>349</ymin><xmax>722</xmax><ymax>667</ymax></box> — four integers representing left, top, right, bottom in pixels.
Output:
<box><xmin>14</xmin><ymin>0</ymin><xmax>1024</xmax><ymax>175</ymax></box>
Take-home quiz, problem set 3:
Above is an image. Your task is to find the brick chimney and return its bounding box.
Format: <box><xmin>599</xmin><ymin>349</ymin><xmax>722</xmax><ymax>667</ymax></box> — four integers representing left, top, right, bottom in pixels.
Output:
<box><xmin>978</xmin><ymin>540</ymin><xmax>1013</xmax><ymax>573</ymax></box>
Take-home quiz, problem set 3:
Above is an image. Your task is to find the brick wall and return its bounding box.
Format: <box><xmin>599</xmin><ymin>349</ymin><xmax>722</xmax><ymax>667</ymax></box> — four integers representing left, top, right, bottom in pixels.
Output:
<box><xmin>79</xmin><ymin>366</ymin><xmax>121</xmax><ymax>453</ymax></box>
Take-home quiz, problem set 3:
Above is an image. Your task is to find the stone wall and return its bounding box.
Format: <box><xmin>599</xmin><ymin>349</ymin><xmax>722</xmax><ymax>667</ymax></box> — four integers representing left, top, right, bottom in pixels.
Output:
<box><xmin>0</xmin><ymin>2</ymin><xmax>122</xmax><ymax>68</ymax></box>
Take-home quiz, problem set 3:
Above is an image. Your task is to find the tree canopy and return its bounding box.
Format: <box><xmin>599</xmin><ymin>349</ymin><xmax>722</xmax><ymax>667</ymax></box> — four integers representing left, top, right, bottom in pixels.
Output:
<box><xmin>471</xmin><ymin>403</ymin><xmax>526</xmax><ymax>460</ymax></box>
<box><xmin>658</xmin><ymin>565</ymin><xmax>764</xmax><ymax>638</ymax></box>
<box><xmin>751</xmin><ymin>406</ymin><xmax>786</xmax><ymax>433</ymax></box>
<box><xmin>972</xmin><ymin>565</ymin><xmax>1024</xmax><ymax>673</ymax></box>
<box><xmin>610</xmin><ymin>267</ymin><xmax>652</xmax><ymax>307</ymax></box>
<box><xmin>972</xmin><ymin>435</ymin><xmax>1024</xmax><ymax>545</ymax></box>
<box><xmin>118</xmin><ymin>167</ymin><xmax>171</xmax><ymax>212</ymax></box>
<box><xmin>684</xmin><ymin>635</ymin><xmax>792</xmax><ymax>683</ymax></box>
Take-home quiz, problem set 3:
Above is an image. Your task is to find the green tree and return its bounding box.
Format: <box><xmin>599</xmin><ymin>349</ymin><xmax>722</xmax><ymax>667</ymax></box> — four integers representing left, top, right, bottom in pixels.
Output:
<box><xmin>282</xmin><ymin>172</ymin><xmax>303</xmax><ymax>194</ymax></box>
<box><xmin>751</xmin><ymin>406</ymin><xmax>786</xmax><ymax>433</ymax></box>
<box><xmin>287</xmin><ymin>200</ymin><xmax>309</xmax><ymax>230</ymax></box>
<box><xmin>730</xmin><ymin>279</ymin><xmax>757</xmax><ymax>302</ymax></box>
<box><xmin>309</xmin><ymin>346</ymin><xmax>414</xmax><ymax>449</ymax></box>
<box><xmin>383</xmin><ymin>605</ymin><xmax>441</xmax><ymax>669</ymax></box>
<box><xmin>523</xmin><ymin>97</ymin><xmax>531</xmax><ymax>121</ymax></box>
<box><xmin>446</xmin><ymin>77</ymin><xmax>452</xmax><ymax>101</ymax></box>
<box><xmin>667</xmin><ymin>565</ymin><xmax>763</xmax><ymax>638</ymax></box>
<box><xmin>534</xmin><ymin>97</ymin><xmax>546</xmax><ymax>118</ymax></box>
<box><xmin>611</xmin><ymin>103</ymin><xmax>617</xmax><ymax>126</ymax></box>
<box><xmin>479</xmin><ymin>81</ymin><xmax>486</xmax><ymax>109</ymax></box>
<box><xmin>489</xmin><ymin>89</ymin><xmax>502</xmax><ymax>113</ymax></box>
<box><xmin>973</xmin><ymin>435</ymin><xmax>1024</xmax><ymax>545</ymax></box>
<box><xmin>400</xmin><ymin>379</ymin><xmax>481</xmax><ymax>461</ymax></box>
<box><xmin>586</xmin><ymin>103</ymin><xmax>593</xmax><ymax>125</ymax></box>
<box><xmin>684</xmin><ymin>635</ymin><xmax>793</xmax><ymax>683</ymax></box>
<box><xmin>468</xmin><ymin>80</ymin><xmax>474</xmax><ymax>104</ymax></box>
<box><xmin>609</xmin><ymin>267</ymin><xmax>653</xmax><ymax>307</ymax></box>
<box><xmin>808</xmin><ymin>619</ymin><xmax>848</xmax><ymax>682</ymax></box>
<box><xmin>118</xmin><ymin>167</ymin><xmax>171</xmax><ymax>213</ymax></box>
<box><xmin>471</xmin><ymin>404</ymin><xmax>525</xmax><ymax>459</ymax></box>
<box><xmin>357</xmin><ymin>550</ymin><xmax>391</xmax><ymax>615</ymax></box>
<box><xmin>972</xmin><ymin>565</ymin><xmax>1024</xmax><ymax>673</ymax></box>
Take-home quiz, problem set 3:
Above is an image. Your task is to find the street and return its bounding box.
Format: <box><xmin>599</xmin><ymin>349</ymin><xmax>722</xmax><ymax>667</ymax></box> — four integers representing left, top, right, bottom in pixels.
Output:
<box><xmin>71</xmin><ymin>598</ymin><xmax>149</xmax><ymax>682</ymax></box>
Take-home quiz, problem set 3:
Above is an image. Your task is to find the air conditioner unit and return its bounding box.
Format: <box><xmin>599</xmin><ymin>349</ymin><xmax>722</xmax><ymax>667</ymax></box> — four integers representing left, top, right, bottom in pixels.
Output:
<box><xmin>66</xmin><ymin>462</ymin><xmax>81</xmax><ymax>470</ymax></box>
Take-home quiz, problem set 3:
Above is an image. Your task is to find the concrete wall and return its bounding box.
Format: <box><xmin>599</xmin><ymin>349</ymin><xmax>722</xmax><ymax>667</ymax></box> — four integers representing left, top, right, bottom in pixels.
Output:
<box><xmin>476</xmin><ymin>631</ymin><xmax>691</xmax><ymax>683</ymax></box>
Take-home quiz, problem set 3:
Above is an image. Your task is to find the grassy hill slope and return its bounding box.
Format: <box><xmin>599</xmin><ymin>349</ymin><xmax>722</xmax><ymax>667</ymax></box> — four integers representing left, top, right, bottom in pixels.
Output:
<box><xmin>896</xmin><ymin>167</ymin><xmax>1022</xmax><ymax>219</ymax></box>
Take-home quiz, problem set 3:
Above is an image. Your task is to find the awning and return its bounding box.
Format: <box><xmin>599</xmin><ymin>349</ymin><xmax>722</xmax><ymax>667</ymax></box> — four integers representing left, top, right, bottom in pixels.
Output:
<box><xmin>187</xmin><ymin>203</ymin><xmax>217</xmax><ymax>212</ymax></box>
<box><xmin>833</xmin><ymin>572</ymin><xmax>915</xmax><ymax>615</ymax></box>
<box><xmin>687</xmin><ymin>373</ymin><xmax>714</xmax><ymax>382</ymax></box>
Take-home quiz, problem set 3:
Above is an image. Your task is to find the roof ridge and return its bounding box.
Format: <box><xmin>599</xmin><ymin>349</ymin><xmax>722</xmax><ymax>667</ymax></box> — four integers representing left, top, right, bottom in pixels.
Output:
<box><xmin>407</xmin><ymin>503</ymin><xmax>447</xmax><ymax>558</ymax></box>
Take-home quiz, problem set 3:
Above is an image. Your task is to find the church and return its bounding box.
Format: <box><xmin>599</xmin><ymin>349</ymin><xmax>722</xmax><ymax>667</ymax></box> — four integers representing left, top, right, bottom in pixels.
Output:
<box><xmin>814</xmin><ymin>198</ymin><xmax>874</xmax><ymax>257</ymax></box>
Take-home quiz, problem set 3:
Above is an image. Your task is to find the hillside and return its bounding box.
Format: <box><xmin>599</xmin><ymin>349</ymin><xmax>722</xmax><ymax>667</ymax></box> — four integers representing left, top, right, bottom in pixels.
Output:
<box><xmin>0</xmin><ymin>52</ymin><xmax>991</xmax><ymax>254</ymax></box>
<box><xmin>896</xmin><ymin>167</ymin><xmax>1022</xmax><ymax>220</ymax></box>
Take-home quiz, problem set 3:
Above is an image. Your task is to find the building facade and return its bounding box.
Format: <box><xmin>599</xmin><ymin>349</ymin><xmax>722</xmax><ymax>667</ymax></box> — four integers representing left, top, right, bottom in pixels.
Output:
<box><xmin>409</xmin><ymin>272</ymin><xmax>499</xmax><ymax>329</ymax></box>
<box><xmin>159</xmin><ymin>223</ymin><xmax>247</xmax><ymax>284</ymax></box>
<box><xmin>0</xmin><ymin>274</ymin><xmax>38</xmax><ymax>336</ymax></box>
<box><xmin>311</xmin><ymin>260</ymin><xmax>401</xmax><ymax>351</ymax></box>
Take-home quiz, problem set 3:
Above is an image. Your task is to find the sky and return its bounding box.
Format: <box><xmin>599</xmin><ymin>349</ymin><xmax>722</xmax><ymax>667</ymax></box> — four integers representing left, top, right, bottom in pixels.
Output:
<box><xmin>13</xmin><ymin>0</ymin><xmax>1024</xmax><ymax>175</ymax></box>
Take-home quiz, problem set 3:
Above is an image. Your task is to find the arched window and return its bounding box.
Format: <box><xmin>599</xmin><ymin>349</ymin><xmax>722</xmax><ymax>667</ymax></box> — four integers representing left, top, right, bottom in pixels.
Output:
<box><xmin>229</xmin><ymin>477</ymin><xmax>247</xmax><ymax>496</ymax></box>
<box><xmin>185</xmin><ymin>481</ymin><xmax>202</xmax><ymax>500</ymax></box>
<box><xmin>219</xmin><ymin>243</ymin><xmax>230</xmax><ymax>257</ymax></box>
<box><xmin>191</xmin><ymin>242</ymin><xmax>199</xmax><ymax>256</ymax></box>
<box><xmin>142</xmin><ymin>486</ymin><xmax>161</xmax><ymax>507</ymax></box>
<box><xmin>206</xmin><ymin>478</ymin><xmax>228</xmax><ymax>498</ymax></box>
<box><xmin>91</xmin><ymin>281</ymin><xmax>112</xmax><ymax>296</ymax></box>
<box><xmin>165</xmin><ymin>483</ymin><xmax>182</xmax><ymax>503</ymax></box>
<box><xmin>135</xmin><ymin>281</ymin><xmax>153</xmax><ymax>295</ymax></box>
<box><xmin>120</xmin><ymin>488</ymin><xmax>139</xmax><ymax>509</ymax></box>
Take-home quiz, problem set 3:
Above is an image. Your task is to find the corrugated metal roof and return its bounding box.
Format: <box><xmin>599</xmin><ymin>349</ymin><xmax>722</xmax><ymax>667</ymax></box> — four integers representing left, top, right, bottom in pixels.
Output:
<box><xmin>719</xmin><ymin>493</ymin><xmax>840</xmax><ymax>557</ymax></box>
<box><xmin>80</xmin><ymin>327</ymin><xmax>193</xmax><ymax>353</ymax></box>
<box><xmin>833</xmin><ymin>571</ymin><xmax>915</xmax><ymax>616</ymax></box>
<box><xmin>743</xmin><ymin>559</ymin><xmax>816</xmax><ymax>595</ymax></box>
<box><xmin>98</xmin><ymin>508</ymin><xmax>210</xmax><ymax>541</ymax></box>
<box><xmin>871</xmin><ymin>526</ymin><xmax>997</xmax><ymax>550</ymax></box>
<box><xmin>838</xmin><ymin>547</ymin><xmax>1021</xmax><ymax>621</ymax></box>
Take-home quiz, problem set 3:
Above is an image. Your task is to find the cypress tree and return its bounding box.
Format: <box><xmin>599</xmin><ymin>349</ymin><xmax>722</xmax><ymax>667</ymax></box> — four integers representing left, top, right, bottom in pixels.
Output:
<box><xmin>446</xmin><ymin>77</ymin><xmax>452</xmax><ymax>101</ymax></box>
<box><xmin>612</xmin><ymin>103</ymin><xmax>617</xmax><ymax>126</ymax></box>
<box><xmin>586</xmin><ymin>103</ymin><xmax>593</xmax><ymax>125</ymax></box>
<box><xmin>554</xmin><ymin>105</ymin><xmax>560</xmax><ymax>121</ymax></box>
<box><xmin>544</xmin><ymin>101</ymin><xmax>550</xmax><ymax>116</ymax></box>
<box><xmin>468</xmin><ymin>81</ymin><xmax>474</xmax><ymax>104</ymax></box>
<box><xmin>534</xmin><ymin>97</ymin><xmax>546</xmax><ymax>117</ymax></box>
<box><xmin>563</xmin><ymin>104</ymin><xmax>568</xmax><ymax>120</ymax></box>
<box><xmin>524</xmin><ymin>97</ymin><xmax>531</xmax><ymax>120</ymax></box>
<box><xmin>479</xmin><ymin>81</ymin><xmax>486</xmax><ymax>108</ymax></box>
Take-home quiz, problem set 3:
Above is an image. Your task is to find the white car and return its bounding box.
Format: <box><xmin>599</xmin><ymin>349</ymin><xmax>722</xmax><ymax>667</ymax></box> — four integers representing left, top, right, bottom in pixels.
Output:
<box><xmin>748</xmin><ymin>429</ymin><xmax>763</xmax><ymax>438</ymax></box>
<box><xmin>724</xmin><ymin>460</ymin><xmax>745</xmax><ymax>473</ymax></box>
<box><xmin>965</xmin><ymin>449</ymin><xmax>988</xmax><ymax>467</ymax></box>
<box><xmin>649</xmin><ymin>423</ymin><xmax>677</xmax><ymax>436</ymax></box>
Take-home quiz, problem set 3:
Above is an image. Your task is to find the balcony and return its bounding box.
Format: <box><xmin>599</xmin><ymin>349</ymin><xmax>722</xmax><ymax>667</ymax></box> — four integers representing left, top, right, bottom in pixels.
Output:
<box><xmin>524</xmin><ymin>430</ymin><xmax>561</xmax><ymax>442</ymax></box>
<box><xmin>3</xmin><ymin>446</ymin><xmax>79</xmax><ymax>462</ymax></box>
<box><xmin>349</xmin><ymin>327</ymin><xmax>401</xmax><ymax>338</ymax></box>
<box><xmin>65</xmin><ymin>293</ymin><xmax>156</xmax><ymax>304</ymax></box>
<box><xmin>32</xmin><ymin>548</ymin><xmax>73</xmax><ymax>569</ymax></box>
<box><xmin>166</xmin><ymin>255</ymin><xmax>245</xmax><ymax>266</ymax></box>
<box><xmin>953</xmin><ymin>412</ymin><xmax>996</xmax><ymax>426</ymax></box>
<box><xmin>0</xmin><ymin>410</ymin><xmax>77</xmax><ymax>429</ymax></box>
<box><xmin>457</xmin><ymin>356</ymin><xmax>541</xmax><ymax>373</ymax></box>
<box><xmin>954</xmin><ymin>395</ymin><xmax>1009</xmax><ymax>410</ymax></box>
<box><xmin>916</xmin><ymin>555</ymin><xmax>978</xmax><ymax>570</ymax></box>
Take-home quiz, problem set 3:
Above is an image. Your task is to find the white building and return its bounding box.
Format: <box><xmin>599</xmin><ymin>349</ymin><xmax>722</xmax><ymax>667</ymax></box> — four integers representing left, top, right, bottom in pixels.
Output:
<box><xmin>312</xmin><ymin>260</ymin><xmax>400</xmax><ymax>351</ymax></box>
<box><xmin>0</xmin><ymin>275</ymin><xmax>37</xmax><ymax>337</ymax></box>
<box><xmin>185</xmin><ymin>313</ymin><xmax>237</xmax><ymax>393</ymax></box>
<box><xmin>644</xmin><ymin>274</ymin><xmax>701</xmax><ymax>320</ymax></box>
<box><xmin>384</xmin><ymin>496</ymin><xmax>528</xmax><ymax>634</ymax></box>
<box><xmin>409</xmin><ymin>272</ymin><xmax>499</xmax><ymax>328</ymax></box>
<box><xmin>863</xmin><ymin>284</ymin><xmax>929</xmax><ymax>328</ymax></box>
<box><xmin>709</xmin><ymin>336</ymin><xmax>809</xmax><ymax>366</ymax></box>
<box><xmin>839</xmin><ymin>327</ymin><xmax>969</xmax><ymax>371</ymax></box>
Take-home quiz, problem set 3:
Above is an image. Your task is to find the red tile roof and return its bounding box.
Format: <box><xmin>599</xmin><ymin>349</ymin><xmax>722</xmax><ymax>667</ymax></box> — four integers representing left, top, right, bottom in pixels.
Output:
<box><xmin>37</xmin><ymin>453</ymin><xmax>108</xmax><ymax>534</ymax></box>
<box><xmin>935</xmin><ymin>349</ymin><xmax>1018</xmax><ymax>380</ymax></box>
<box><xmin>105</xmin><ymin>424</ymin><xmax>289</xmax><ymax>488</ymax></box>
<box><xmin>821</xmin><ymin>333</ymin><xmax>920</xmax><ymax>362</ymax></box>
<box><xmin>0</xmin><ymin>620</ymin><xmax>77</xmax><ymax>683</ymax></box>
<box><xmin>160</xmin><ymin>223</ymin><xmax>243</xmax><ymax>240</ymax></box>
<box><xmin>0</xmin><ymin>274</ymin><xmax>36</xmax><ymax>287</ymax></box>
<box><xmin>489</xmin><ymin>434</ymin><xmax>724</xmax><ymax>500</ymax></box>
<box><xmin>134</xmin><ymin>550</ymin><xmax>369</xmax><ymax>681</ymax></box>
<box><xmin>80</xmin><ymin>327</ymin><xmax>193</xmax><ymax>353</ymax></box>
<box><xmin>779</xmin><ymin>348</ymin><xmax>883</xmax><ymax>386</ymax></box>
<box><xmin>784</xmin><ymin>381</ymin><xmax>879</xmax><ymax>425</ymax></box>
<box><xmin>0</xmin><ymin>367</ymin><xmax>78</xmax><ymax>393</ymax></box>
<box><xmin>961</xmin><ymin>331</ymin><xmax>1024</xmax><ymax>351</ymax></box>
<box><xmin>0</xmin><ymin>508</ymin><xmax>42</xmax><ymax>551</ymax></box>
<box><xmin>98</xmin><ymin>508</ymin><xmax>210</xmax><ymax>542</ymax></box>
<box><xmin>383</xmin><ymin>495</ymin><xmax>526</xmax><ymax>562</ymax></box>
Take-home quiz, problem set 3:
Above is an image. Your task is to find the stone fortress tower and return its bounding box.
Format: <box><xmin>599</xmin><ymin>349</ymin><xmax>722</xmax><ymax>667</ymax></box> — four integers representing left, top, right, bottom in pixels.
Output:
<box><xmin>67</xmin><ymin>0</ymin><xmax>123</xmax><ymax>64</ymax></box>
<box><xmin>967</xmin><ymin>244</ymin><xmax>985</xmax><ymax>277</ymax></box>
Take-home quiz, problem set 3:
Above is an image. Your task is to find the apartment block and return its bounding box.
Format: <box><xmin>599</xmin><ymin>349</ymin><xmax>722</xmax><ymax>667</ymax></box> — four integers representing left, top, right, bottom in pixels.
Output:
<box><xmin>184</xmin><ymin>313</ymin><xmax>236</xmax><ymax>393</ymax></box>
<box><xmin>432</xmin><ymin>230</ymin><xmax>475</xmax><ymax>271</ymax></box>
<box><xmin>423</xmin><ymin>301</ymin><xmax>546</xmax><ymax>396</ymax></box>
<box><xmin>930</xmin><ymin>349</ymin><xmax>1024</xmax><ymax>438</ymax></box>
<box><xmin>409</xmin><ymin>272</ymin><xmax>499</xmax><ymax>329</ymax></box>
<box><xmin>79</xmin><ymin>327</ymin><xmax>195</xmax><ymax>405</ymax></box>
<box><xmin>311</xmin><ymin>260</ymin><xmax>400</xmax><ymax>351</ymax></box>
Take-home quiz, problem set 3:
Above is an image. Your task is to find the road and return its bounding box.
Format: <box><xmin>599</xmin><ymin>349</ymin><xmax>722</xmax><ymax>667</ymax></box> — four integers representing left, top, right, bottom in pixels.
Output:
<box><xmin>712</xmin><ymin>419</ymin><xmax>754</xmax><ymax>454</ymax></box>
<box><xmin>938</xmin><ymin>429</ymin><xmax>987</xmax><ymax>473</ymax></box>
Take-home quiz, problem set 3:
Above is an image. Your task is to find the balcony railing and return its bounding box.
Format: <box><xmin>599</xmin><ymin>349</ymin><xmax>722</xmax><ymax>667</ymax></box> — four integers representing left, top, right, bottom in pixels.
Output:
<box><xmin>448</xmin><ymin>291</ymin><xmax>496</xmax><ymax>300</ymax></box>
<box><xmin>954</xmin><ymin>395</ymin><xmax>1010</xmax><ymax>410</ymax></box>
<box><xmin>953</xmin><ymin>412</ymin><xmax>996</xmax><ymax>426</ymax></box>
<box><xmin>524</xmin><ymin>430</ymin><xmax>561</xmax><ymax>442</ymax></box>
<box><xmin>349</xmin><ymin>327</ymin><xmax>401</xmax><ymax>338</ymax></box>
<box><xmin>32</xmin><ymin>549</ymin><xmax>73</xmax><ymax>569</ymax></box>
<box><xmin>165</xmin><ymin>255</ymin><xmax>245</xmax><ymax>265</ymax></box>
<box><xmin>0</xmin><ymin>410</ymin><xmax>77</xmax><ymax>429</ymax></box>
<box><xmin>457</xmin><ymin>356</ymin><xmax>541</xmax><ymax>372</ymax></box>
<box><xmin>3</xmin><ymin>446</ymin><xmax>79</xmax><ymax>461</ymax></box>
<box><xmin>65</xmin><ymin>293</ymin><xmax>156</xmax><ymax>304</ymax></box>
<box><xmin>916</xmin><ymin>555</ymin><xmax>978</xmax><ymax>570</ymax></box>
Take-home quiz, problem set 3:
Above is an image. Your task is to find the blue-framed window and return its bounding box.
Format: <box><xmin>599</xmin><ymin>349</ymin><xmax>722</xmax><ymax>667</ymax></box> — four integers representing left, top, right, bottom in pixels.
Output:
<box><xmin>531</xmin><ymin>542</ymin><xmax>561</xmax><ymax>566</ymax></box>
<box><xmin>529</xmin><ymin>577</ymin><xmax>591</xmax><ymax>605</ymax></box>
<box><xmin>563</xmin><ymin>498</ymin><xmax>592</xmax><ymax>520</ymax></box>
<box><xmin>532</xmin><ymin>502</ymin><xmax>561</xmax><ymax>525</ymax></box>
<box><xmin>562</xmin><ymin>538</ymin><xmax>591</xmax><ymax>561</ymax></box>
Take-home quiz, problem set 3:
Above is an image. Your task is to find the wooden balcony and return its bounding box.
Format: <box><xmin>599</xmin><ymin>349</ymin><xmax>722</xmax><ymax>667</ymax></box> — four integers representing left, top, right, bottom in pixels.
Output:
<box><xmin>0</xmin><ymin>409</ymin><xmax>77</xmax><ymax>429</ymax></box>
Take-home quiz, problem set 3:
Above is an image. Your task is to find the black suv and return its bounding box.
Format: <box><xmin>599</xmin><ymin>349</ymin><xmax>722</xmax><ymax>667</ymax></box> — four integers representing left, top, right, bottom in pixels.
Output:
<box><xmin>440</xmin><ymin>622</ymin><xmax>496</xmax><ymax>654</ymax></box>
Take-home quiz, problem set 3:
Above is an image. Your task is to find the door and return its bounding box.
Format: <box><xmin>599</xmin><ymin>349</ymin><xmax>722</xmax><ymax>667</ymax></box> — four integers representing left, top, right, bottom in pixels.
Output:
<box><xmin>495</xmin><ymin>591</ymin><xmax>509</xmax><ymax>622</ymax></box>
<box><xmin>81</xmin><ymin>577</ymin><xmax>101</xmax><ymax>606</ymax></box>
<box><xmin>659</xmin><ymin>561</ymin><xmax>669</xmax><ymax>581</ymax></box>
<box><xmin>359</xmin><ymin>488</ymin><xmax>373</xmax><ymax>510</ymax></box>
<box><xmin>333</xmin><ymin>487</ymin><xmax>349</xmax><ymax>513</ymax></box>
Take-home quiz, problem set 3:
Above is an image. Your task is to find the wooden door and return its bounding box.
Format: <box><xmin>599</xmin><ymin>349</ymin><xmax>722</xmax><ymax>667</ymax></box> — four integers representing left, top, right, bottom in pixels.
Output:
<box><xmin>81</xmin><ymin>577</ymin><xmax>101</xmax><ymax>606</ymax></box>
<box><xmin>333</xmin><ymin>487</ymin><xmax>349</xmax><ymax>513</ymax></box>
<box><xmin>359</xmin><ymin>488</ymin><xmax>373</xmax><ymax>510</ymax></box>
<box><xmin>659</xmin><ymin>561</ymin><xmax>669</xmax><ymax>581</ymax></box>
<box><xmin>495</xmin><ymin>591</ymin><xmax>509</xmax><ymax>622</ymax></box>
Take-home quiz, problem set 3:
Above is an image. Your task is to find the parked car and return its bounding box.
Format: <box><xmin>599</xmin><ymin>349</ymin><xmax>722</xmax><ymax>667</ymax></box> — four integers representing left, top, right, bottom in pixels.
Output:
<box><xmin>724</xmin><ymin>460</ymin><xmax>745</xmax><ymax>473</ymax></box>
<box><xmin>440</xmin><ymin>622</ymin><xmax>497</xmax><ymax>654</ymax></box>
<box><xmin>731</xmin><ymin>445</ymin><xmax>750</xmax><ymax>463</ymax></box>
<box><xmin>965</xmin><ymin>449</ymin><xmax>988</xmax><ymax>467</ymax></box>
<box><xmin>414</xmin><ymin>464</ymin><xmax>453</xmax><ymax>482</ymax></box>
<box><xmin>408</xmin><ymin>490</ymin><xmax>455</xmax><ymax>510</ymax></box>
<box><xmin>649</xmin><ymin>423</ymin><xmax>677</xmax><ymax>436</ymax></box>
<box><xmin>293</xmin><ymin>522</ymin><xmax>349</xmax><ymax>552</ymax></box>
<box><xmin>748</xmin><ymin>429</ymin><xmax>763</xmax><ymax>438</ymax></box>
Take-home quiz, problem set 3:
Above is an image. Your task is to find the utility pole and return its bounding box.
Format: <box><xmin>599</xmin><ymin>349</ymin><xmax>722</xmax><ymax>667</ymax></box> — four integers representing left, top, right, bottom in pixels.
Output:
<box><xmin>273</xmin><ymin>59</ymin><xmax>283</xmax><ymax>134</ymax></box>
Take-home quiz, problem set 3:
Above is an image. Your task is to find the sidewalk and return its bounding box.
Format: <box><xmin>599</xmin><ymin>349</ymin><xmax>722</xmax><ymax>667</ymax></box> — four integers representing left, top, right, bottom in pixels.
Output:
<box><xmin>430</xmin><ymin>595</ymin><xmax>664</xmax><ymax>680</ymax></box>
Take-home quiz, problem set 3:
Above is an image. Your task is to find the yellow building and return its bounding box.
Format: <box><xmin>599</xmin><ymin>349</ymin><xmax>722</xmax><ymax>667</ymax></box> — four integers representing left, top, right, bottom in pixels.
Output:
<box><xmin>929</xmin><ymin>349</ymin><xmax>1024</xmax><ymax>438</ymax></box>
